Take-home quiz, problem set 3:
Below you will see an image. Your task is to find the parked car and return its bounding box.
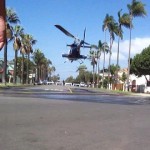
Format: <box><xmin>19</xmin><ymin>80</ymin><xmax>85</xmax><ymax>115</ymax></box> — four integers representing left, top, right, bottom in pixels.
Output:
<box><xmin>55</xmin><ymin>81</ymin><xmax>63</xmax><ymax>85</ymax></box>
<box><xmin>43</xmin><ymin>80</ymin><xmax>48</xmax><ymax>85</ymax></box>
<box><xmin>47</xmin><ymin>81</ymin><xmax>54</xmax><ymax>85</ymax></box>
<box><xmin>43</xmin><ymin>80</ymin><xmax>54</xmax><ymax>85</ymax></box>
<box><xmin>73</xmin><ymin>82</ymin><xmax>80</xmax><ymax>87</ymax></box>
<box><xmin>80</xmin><ymin>82</ymin><xmax>85</xmax><ymax>87</ymax></box>
<box><xmin>34</xmin><ymin>80</ymin><xmax>43</xmax><ymax>85</ymax></box>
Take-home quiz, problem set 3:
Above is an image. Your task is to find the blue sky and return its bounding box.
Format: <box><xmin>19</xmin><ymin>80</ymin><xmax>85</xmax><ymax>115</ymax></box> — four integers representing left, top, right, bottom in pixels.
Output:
<box><xmin>1</xmin><ymin>0</ymin><xmax>150</xmax><ymax>80</ymax></box>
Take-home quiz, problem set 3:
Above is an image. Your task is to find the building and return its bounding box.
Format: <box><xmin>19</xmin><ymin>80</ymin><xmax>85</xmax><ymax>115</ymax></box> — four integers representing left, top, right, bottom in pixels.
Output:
<box><xmin>0</xmin><ymin>59</ymin><xmax>14</xmax><ymax>83</ymax></box>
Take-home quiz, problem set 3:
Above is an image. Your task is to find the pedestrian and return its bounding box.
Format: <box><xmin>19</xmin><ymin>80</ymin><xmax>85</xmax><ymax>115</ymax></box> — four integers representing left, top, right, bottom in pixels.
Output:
<box><xmin>63</xmin><ymin>80</ymin><xmax>65</xmax><ymax>86</ymax></box>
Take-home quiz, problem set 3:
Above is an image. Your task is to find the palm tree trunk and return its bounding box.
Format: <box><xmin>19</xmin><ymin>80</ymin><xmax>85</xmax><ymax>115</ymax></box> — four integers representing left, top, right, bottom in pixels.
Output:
<box><xmin>97</xmin><ymin>57</ymin><xmax>100</xmax><ymax>88</ymax></box>
<box><xmin>13</xmin><ymin>50</ymin><xmax>18</xmax><ymax>84</ymax></box>
<box><xmin>116</xmin><ymin>36</ymin><xmax>120</xmax><ymax>83</ymax></box>
<box><xmin>102</xmin><ymin>52</ymin><xmax>105</xmax><ymax>88</ymax></box>
<box><xmin>37</xmin><ymin>65</ymin><xmax>39</xmax><ymax>81</ymax></box>
<box><xmin>102</xmin><ymin>30</ymin><xmax>106</xmax><ymax>88</ymax></box>
<box><xmin>93</xmin><ymin>64</ymin><xmax>95</xmax><ymax>88</ymax></box>
<box><xmin>39</xmin><ymin>65</ymin><xmax>41</xmax><ymax>81</ymax></box>
<box><xmin>21</xmin><ymin>53</ymin><xmax>24</xmax><ymax>84</ymax></box>
<box><xmin>108</xmin><ymin>37</ymin><xmax>111</xmax><ymax>89</ymax></box>
<box><xmin>26</xmin><ymin>53</ymin><xmax>29</xmax><ymax>84</ymax></box>
<box><xmin>108</xmin><ymin>37</ymin><xmax>113</xmax><ymax>89</ymax></box>
<box><xmin>3</xmin><ymin>38</ymin><xmax>7</xmax><ymax>85</ymax></box>
<box><xmin>127</xmin><ymin>16</ymin><xmax>132</xmax><ymax>91</ymax></box>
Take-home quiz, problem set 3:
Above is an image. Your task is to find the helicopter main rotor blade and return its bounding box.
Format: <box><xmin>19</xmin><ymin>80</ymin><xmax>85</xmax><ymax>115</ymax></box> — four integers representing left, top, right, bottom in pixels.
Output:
<box><xmin>55</xmin><ymin>25</ymin><xmax>75</xmax><ymax>39</ymax></box>
<box><xmin>80</xmin><ymin>45</ymin><xmax>91</xmax><ymax>48</ymax></box>
<box><xmin>84</xmin><ymin>41</ymin><xmax>90</xmax><ymax>45</ymax></box>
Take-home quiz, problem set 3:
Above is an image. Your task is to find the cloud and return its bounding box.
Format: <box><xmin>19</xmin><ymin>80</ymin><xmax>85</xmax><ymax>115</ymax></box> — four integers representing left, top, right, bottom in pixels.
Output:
<box><xmin>100</xmin><ymin>37</ymin><xmax>150</xmax><ymax>68</ymax></box>
<box><xmin>115</xmin><ymin>37</ymin><xmax>150</xmax><ymax>56</ymax></box>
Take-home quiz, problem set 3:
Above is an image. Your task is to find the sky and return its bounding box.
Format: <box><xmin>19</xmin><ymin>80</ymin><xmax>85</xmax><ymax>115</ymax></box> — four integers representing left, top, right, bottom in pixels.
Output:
<box><xmin>1</xmin><ymin>0</ymin><xmax>150</xmax><ymax>80</ymax></box>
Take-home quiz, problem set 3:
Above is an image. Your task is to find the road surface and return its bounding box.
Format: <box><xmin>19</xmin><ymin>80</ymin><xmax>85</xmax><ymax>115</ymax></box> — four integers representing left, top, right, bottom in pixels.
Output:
<box><xmin>0</xmin><ymin>85</ymin><xmax>150</xmax><ymax>150</ymax></box>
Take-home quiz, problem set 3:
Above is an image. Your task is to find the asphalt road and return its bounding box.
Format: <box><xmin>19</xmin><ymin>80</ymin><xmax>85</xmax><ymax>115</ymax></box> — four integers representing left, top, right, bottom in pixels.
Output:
<box><xmin>0</xmin><ymin>85</ymin><xmax>150</xmax><ymax>150</ymax></box>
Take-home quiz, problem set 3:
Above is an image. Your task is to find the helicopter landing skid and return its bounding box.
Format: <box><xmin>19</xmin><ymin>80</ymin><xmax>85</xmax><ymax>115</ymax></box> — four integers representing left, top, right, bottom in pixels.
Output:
<box><xmin>78</xmin><ymin>60</ymin><xmax>83</xmax><ymax>64</ymax></box>
<box><xmin>63</xmin><ymin>59</ymin><xmax>83</xmax><ymax>64</ymax></box>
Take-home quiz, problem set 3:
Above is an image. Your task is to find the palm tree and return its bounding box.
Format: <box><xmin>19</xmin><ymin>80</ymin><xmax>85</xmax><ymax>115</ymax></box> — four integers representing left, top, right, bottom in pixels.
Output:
<box><xmin>90</xmin><ymin>41</ymin><xmax>105</xmax><ymax>87</ymax></box>
<box><xmin>23</xmin><ymin>34</ymin><xmax>36</xmax><ymax>84</ymax></box>
<box><xmin>32</xmin><ymin>49</ymin><xmax>45</xmax><ymax>81</ymax></box>
<box><xmin>76</xmin><ymin>65</ymin><xmax>87</xmax><ymax>72</ymax></box>
<box><xmin>109</xmin><ymin>64</ymin><xmax>120</xmax><ymax>85</ymax></box>
<box><xmin>12</xmin><ymin>25</ymin><xmax>24</xmax><ymax>84</ymax></box>
<box><xmin>48</xmin><ymin>66</ymin><xmax>55</xmax><ymax>81</ymax></box>
<box><xmin>76</xmin><ymin>65</ymin><xmax>87</xmax><ymax>83</ymax></box>
<box><xmin>3</xmin><ymin>8</ymin><xmax>20</xmax><ymax>84</ymax></box>
<box><xmin>101</xmin><ymin>42</ymin><xmax>109</xmax><ymax>88</ymax></box>
<box><xmin>96</xmin><ymin>40</ymin><xmax>106</xmax><ymax>87</ymax></box>
<box><xmin>89</xmin><ymin>47</ymin><xmax>97</xmax><ymax>87</ymax></box>
<box><xmin>44</xmin><ymin>59</ymin><xmax>52</xmax><ymax>80</ymax></box>
<box><xmin>20</xmin><ymin>34</ymin><xmax>27</xmax><ymax>84</ymax></box>
<box><xmin>116</xmin><ymin>9</ymin><xmax>130</xmax><ymax>82</ymax></box>
<box><xmin>40</xmin><ymin>58</ymin><xmax>52</xmax><ymax>80</ymax></box>
<box><xmin>102</xmin><ymin>14</ymin><xmax>116</xmax><ymax>88</ymax></box>
<box><xmin>107</xmin><ymin>20</ymin><xmax>118</xmax><ymax>89</ymax></box>
<box><xmin>127</xmin><ymin>0</ymin><xmax>147</xmax><ymax>91</ymax></box>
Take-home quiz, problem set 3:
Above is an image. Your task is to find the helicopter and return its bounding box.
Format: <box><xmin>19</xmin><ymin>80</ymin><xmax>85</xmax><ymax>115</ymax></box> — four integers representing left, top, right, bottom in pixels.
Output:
<box><xmin>55</xmin><ymin>25</ymin><xmax>91</xmax><ymax>63</ymax></box>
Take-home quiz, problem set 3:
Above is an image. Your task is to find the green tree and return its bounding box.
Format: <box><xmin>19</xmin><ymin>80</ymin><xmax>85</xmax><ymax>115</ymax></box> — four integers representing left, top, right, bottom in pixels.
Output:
<box><xmin>76</xmin><ymin>64</ymin><xmax>87</xmax><ymax>82</ymax></box>
<box><xmin>48</xmin><ymin>66</ymin><xmax>55</xmax><ymax>81</ymax></box>
<box><xmin>121</xmin><ymin>72</ymin><xmax>127</xmax><ymax>83</ymax></box>
<box><xmin>130</xmin><ymin>45</ymin><xmax>150</xmax><ymax>84</ymax></box>
<box><xmin>51</xmin><ymin>74</ymin><xmax>60</xmax><ymax>82</ymax></box>
<box><xmin>76</xmin><ymin>65</ymin><xmax>87</xmax><ymax>72</ymax></box>
<box><xmin>16</xmin><ymin>56</ymin><xmax>34</xmax><ymax>83</ymax></box>
<box><xmin>109</xmin><ymin>64</ymin><xmax>120</xmax><ymax>84</ymax></box>
<box><xmin>65</xmin><ymin>76</ymin><xmax>74</xmax><ymax>83</ymax></box>
<box><xmin>84</xmin><ymin>71</ymin><xmax>93</xmax><ymax>84</ymax></box>
<box><xmin>126</xmin><ymin>0</ymin><xmax>147</xmax><ymax>90</ymax></box>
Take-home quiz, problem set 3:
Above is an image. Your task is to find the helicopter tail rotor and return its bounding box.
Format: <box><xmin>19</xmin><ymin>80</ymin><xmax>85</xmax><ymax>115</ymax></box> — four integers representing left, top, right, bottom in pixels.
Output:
<box><xmin>82</xmin><ymin>28</ymin><xmax>86</xmax><ymax>49</ymax></box>
<box><xmin>83</xmin><ymin>28</ymin><xmax>86</xmax><ymax>42</ymax></box>
<box><xmin>82</xmin><ymin>28</ymin><xmax>90</xmax><ymax>46</ymax></box>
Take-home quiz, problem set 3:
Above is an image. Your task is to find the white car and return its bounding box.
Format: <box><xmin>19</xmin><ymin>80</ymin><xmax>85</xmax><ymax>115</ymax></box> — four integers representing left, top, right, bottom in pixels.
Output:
<box><xmin>80</xmin><ymin>82</ymin><xmax>86</xmax><ymax>87</ymax></box>
<box><xmin>43</xmin><ymin>80</ymin><xmax>54</xmax><ymax>85</ymax></box>
<box><xmin>56</xmin><ymin>81</ymin><xmax>63</xmax><ymax>85</ymax></box>
<box><xmin>144</xmin><ymin>86</ymin><xmax>150</xmax><ymax>93</ymax></box>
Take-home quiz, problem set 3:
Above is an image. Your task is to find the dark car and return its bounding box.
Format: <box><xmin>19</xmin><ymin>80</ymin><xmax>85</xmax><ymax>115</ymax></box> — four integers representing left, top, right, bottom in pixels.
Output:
<box><xmin>34</xmin><ymin>80</ymin><xmax>43</xmax><ymax>85</ymax></box>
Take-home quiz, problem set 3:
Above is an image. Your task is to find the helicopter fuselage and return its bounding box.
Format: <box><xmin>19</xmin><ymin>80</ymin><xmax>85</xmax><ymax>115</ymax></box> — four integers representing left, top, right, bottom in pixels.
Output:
<box><xmin>62</xmin><ymin>41</ymin><xmax>87</xmax><ymax>61</ymax></box>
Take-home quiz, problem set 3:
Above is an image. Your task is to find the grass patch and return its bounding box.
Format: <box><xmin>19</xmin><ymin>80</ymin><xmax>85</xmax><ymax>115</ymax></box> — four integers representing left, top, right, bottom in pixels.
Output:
<box><xmin>0</xmin><ymin>83</ymin><xmax>32</xmax><ymax>88</ymax></box>
<box><xmin>89</xmin><ymin>87</ymin><xmax>131</xmax><ymax>95</ymax></box>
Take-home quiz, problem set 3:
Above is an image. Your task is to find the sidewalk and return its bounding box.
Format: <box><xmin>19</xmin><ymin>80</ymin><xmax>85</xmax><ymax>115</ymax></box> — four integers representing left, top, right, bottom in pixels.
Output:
<box><xmin>130</xmin><ymin>92</ymin><xmax>150</xmax><ymax>97</ymax></box>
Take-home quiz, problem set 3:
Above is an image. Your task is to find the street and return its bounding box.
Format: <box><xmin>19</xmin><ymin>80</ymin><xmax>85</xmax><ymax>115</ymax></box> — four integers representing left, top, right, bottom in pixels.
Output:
<box><xmin>0</xmin><ymin>85</ymin><xmax>150</xmax><ymax>150</ymax></box>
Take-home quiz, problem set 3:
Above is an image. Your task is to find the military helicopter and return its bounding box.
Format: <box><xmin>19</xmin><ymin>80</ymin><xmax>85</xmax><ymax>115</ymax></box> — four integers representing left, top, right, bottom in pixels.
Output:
<box><xmin>55</xmin><ymin>25</ymin><xmax>91</xmax><ymax>63</ymax></box>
